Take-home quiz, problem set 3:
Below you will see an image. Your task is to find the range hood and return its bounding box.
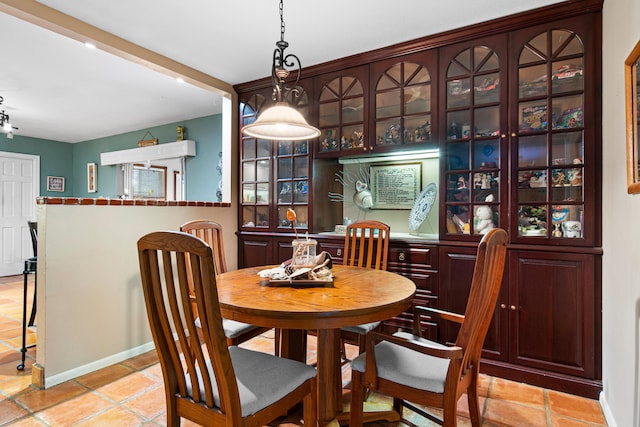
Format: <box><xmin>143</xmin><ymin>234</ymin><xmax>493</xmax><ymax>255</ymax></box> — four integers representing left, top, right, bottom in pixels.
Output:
<box><xmin>100</xmin><ymin>140</ymin><xmax>196</xmax><ymax>166</ymax></box>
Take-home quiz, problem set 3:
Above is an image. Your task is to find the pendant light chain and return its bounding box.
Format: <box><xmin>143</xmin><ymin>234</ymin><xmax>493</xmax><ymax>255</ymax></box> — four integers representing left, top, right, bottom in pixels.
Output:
<box><xmin>279</xmin><ymin>0</ymin><xmax>285</xmax><ymax>43</ymax></box>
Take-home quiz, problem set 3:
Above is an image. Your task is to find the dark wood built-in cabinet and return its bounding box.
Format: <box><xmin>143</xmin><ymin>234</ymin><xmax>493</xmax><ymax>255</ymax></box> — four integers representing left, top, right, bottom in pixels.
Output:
<box><xmin>235</xmin><ymin>0</ymin><xmax>603</xmax><ymax>398</ymax></box>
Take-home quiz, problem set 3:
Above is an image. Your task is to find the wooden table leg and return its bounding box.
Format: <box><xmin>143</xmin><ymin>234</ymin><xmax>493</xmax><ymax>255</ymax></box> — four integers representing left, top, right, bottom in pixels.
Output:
<box><xmin>317</xmin><ymin>328</ymin><xmax>341</xmax><ymax>426</ymax></box>
<box><xmin>278</xmin><ymin>329</ymin><xmax>306</xmax><ymax>363</ymax></box>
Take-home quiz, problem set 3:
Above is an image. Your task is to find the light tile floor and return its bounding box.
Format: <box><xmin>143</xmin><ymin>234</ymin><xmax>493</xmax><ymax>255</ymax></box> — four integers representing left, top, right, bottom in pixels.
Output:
<box><xmin>0</xmin><ymin>275</ymin><xmax>607</xmax><ymax>426</ymax></box>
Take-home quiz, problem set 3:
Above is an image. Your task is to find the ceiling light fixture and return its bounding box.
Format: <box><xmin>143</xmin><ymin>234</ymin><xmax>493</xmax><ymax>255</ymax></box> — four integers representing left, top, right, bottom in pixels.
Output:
<box><xmin>242</xmin><ymin>0</ymin><xmax>320</xmax><ymax>141</ymax></box>
<box><xmin>0</xmin><ymin>96</ymin><xmax>17</xmax><ymax>136</ymax></box>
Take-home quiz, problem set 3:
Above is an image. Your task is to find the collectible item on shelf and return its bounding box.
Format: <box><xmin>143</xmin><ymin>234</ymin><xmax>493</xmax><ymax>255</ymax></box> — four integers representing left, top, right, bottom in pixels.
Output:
<box><xmin>384</xmin><ymin>124</ymin><xmax>403</xmax><ymax>144</ymax></box>
<box><xmin>413</xmin><ymin>121</ymin><xmax>431</xmax><ymax>142</ymax></box>
<box><xmin>520</xmin><ymin>105</ymin><xmax>548</xmax><ymax>132</ymax></box>
<box><xmin>474</xmin><ymin>194</ymin><xmax>495</xmax><ymax>235</ymax></box>
<box><xmin>551</xmin><ymin>64</ymin><xmax>584</xmax><ymax>80</ymax></box>
<box><xmin>555</xmin><ymin>107</ymin><xmax>583</xmax><ymax>129</ymax></box>
<box><xmin>562</xmin><ymin>220</ymin><xmax>582</xmax><ymax>238</ymax></box>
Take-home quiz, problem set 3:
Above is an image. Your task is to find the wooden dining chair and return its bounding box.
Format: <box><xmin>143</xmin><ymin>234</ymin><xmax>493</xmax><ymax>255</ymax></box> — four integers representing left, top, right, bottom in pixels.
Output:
<box><xmin>340</xmin><ymin>220</ymin><xmax>390</xmax><ymax>355</ymax></box>
<box><xmin>137</xmin><ymin>231</ymin><xmax>317</xmax><ymax>427</ymax></box>
<box><xmin>350</xmin><ymin>228</ymin><xmax>508</xmax><ymax>427</ymax></box>
<box><xmin>180</xmin><ymin>220</ymin><xmax>274</xmax><ymax>350</ymax></box>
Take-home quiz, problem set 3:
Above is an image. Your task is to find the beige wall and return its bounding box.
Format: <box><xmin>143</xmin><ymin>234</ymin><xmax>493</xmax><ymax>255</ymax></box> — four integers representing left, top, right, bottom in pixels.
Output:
<box><xmin>37</xmin><ymin>204</ymin><xmax>237</xmax><ymax>387</ymax></box>
<box><xmin>601</xmin><ymin>0</ymin><xmax>640</xmax><ymax>426</ymax></box>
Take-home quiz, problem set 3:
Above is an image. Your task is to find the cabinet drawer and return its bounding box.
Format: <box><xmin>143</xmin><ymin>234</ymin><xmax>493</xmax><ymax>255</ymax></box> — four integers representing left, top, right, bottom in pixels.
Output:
<box><xmin>392</xmin><ymin>271</ymin><xmax>438</xmax><ymax>294</ymax></box>
<box><xmin>389</xmin><ymin>246</ymin><xmax>438</xmax><ymax>269</ymax></box>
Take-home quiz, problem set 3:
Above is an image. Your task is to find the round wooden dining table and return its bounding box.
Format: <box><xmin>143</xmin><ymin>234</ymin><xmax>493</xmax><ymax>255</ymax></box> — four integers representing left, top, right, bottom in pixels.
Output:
<box><xmin>216</xmin><ymin>264</ymin><xmax>416</xmax><ymax>426</ymax></box>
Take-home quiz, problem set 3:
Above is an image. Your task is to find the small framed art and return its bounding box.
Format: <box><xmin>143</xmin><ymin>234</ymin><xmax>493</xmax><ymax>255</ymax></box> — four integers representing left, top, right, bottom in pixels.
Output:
<box><xmin>626</xmin><ymin>40</ymin><xmax>640</xmax><ymax>194</ymax></box>
<box><xmin>47</xmin><ymin>176</ymin><xmax>65</xmax><ymax>192</ymax></box>
<box><xmin>87</xmin><ymin>162</ymin><xmax>97</xmax><ymax>193</ymax></box>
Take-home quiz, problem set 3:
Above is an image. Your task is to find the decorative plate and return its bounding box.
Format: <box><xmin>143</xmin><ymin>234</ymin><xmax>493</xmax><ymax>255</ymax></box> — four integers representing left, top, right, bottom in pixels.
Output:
<box><xmin>408</xmin><ymin>182</ymin><xmax>437</xmax><ymax>232</ymax></box>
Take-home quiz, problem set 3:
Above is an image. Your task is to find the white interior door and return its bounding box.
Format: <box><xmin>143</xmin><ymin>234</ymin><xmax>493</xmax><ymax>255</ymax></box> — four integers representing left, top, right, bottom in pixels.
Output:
<box><xmin>0</xmin><ymin>152</ymin><xmax>40</xmax><ymax>276</ymax></box>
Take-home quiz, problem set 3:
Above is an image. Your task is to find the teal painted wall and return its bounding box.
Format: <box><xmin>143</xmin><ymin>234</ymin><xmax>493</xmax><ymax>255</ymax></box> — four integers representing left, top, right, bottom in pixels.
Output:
<box><xmin>73</xmin><ymin>114</ymin><xmax>221</xmax><ymax>201</ymax></box>
<box><xmin>0</xmin><ymin>134</ymin><xmax>74</xmax><ymax>196</ymax></box>
<box><xmin>0</xmin><ymin>114</ymin><xmax>221</xmax><ymax>201</ymax></box>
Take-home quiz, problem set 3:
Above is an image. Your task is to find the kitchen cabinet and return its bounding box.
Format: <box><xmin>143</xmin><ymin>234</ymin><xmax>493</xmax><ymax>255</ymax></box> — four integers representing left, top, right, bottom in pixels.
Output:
<box><xmin>438</xmin><ymin>245</ymin><xmax>600</xmax><ymax>396</ymax></box>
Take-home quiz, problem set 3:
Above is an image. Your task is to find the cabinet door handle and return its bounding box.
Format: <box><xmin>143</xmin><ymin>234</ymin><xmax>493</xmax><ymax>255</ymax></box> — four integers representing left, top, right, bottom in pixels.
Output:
<box><xmin>337</xmin><ymin>248</ymin><xmax>342</xmax><ymax>256</ymax></box>
<box><xmin>510</xmin><ymin>305</ymin><xmax>517</xmax><ymax>311</ymax></box>
<box><xmin>500</xmin><ymin>303</ymin><xmax>507</xmax><ymax>309</ymax></box>
<box><xmin>398</xmin><ymin>252</ymin><xmax>406</xmax><ymax>261</ymax></box>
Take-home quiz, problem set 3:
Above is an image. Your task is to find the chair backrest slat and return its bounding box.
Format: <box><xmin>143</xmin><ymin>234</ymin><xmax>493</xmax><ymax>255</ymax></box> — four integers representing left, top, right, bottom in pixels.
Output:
<box><xmin>343</xmin><ymin>220</ymin><xmax>390</xmax><ymax>270</ymax></box>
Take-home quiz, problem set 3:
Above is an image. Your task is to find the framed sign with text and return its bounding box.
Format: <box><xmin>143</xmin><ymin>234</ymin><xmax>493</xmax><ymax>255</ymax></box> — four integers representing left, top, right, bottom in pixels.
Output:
<box><xmin>369</xmin><ymin>163</ymin><xmax>421</xmax><ymax>209</ymax></box>
<box><xmin>46</xmin><ymin>176</ymin><xmax>65</xmax><ymax>192</ymax></box>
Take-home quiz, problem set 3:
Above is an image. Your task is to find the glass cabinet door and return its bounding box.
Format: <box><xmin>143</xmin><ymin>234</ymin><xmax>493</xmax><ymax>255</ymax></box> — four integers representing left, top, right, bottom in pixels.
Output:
<box><xmin>241</xmin><ymin>93</ymin><xmax>271</xmax><ymax>228</ymax></box>
<box><xmin>276</xmin><ymin>140</ymin><xmax>310</xmax><ymax>230</ymax></box>
<box><xmin>443</xmin><ymin>42</ymin><xmax>505</xmax><ymax>236</ymax></box>
<box><xmin>374</xmin><ymin>60</ymin><xmax>433</xmax><ymax>149</ymax></box>
<box><xmin>515</xmin><ymin>29</ymin><xmax>585</xmax><ymax>240</ymax></box>
<box><xmin>316</xmin><ymin>67</ymin><xmax>367</xmax><ymax>157</ymax></box>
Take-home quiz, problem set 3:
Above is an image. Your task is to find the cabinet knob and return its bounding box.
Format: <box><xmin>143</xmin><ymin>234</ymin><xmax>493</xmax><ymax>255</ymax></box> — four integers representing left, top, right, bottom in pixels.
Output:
<box><xmin>501</xmin><ymin>134</ymin><xmax>506</xmax><ymax>138</ymax></box>
<box><xmin>398</xmin><ymin>252</ymin><xmax>406</xmax><ymax>261</ymax></box>
<box><xmin>500</xmin><ymin>303</ymin><xmax>507</xmax><ymax>309</ymax></box>
<box><xmin>510</xmin><ymin>305</ymin><xmax>517</xmax><ymax>311</ymax></box>
<box><xmin>511</xmin><ymin>132</ymin><xmax>516</xmax><ymax>137</ymax></box>
<box><xmin>337</xmin><ymin>248</ymin><xmax>342</xmax><ymax>256</ymax></box>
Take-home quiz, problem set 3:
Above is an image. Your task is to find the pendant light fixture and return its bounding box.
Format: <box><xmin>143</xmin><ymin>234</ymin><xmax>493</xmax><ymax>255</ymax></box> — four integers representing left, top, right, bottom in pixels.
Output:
<box><xmin>242</xmin><ymin>0</ymin><xmax>320</xmax><ymax>141</ymax></box>
<box><xmin>0</xmin><ymin>96</ymin><xmax>17</xmax><ymax>139</ymax></box>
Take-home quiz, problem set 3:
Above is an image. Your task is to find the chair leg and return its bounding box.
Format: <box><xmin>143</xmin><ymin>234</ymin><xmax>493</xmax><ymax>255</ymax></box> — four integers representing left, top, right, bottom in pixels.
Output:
<box><xmin>467</xmin><ymin>381</ymin><xmax>481</xmax><ymax>426</ymax></box>
<box><xmin>303</xmin><ymin>378</ymin><xmax>317</xmax><ymax>427</ymax></box>
<box><xmin>358</xmin><ymin>333</ymin><xmax>366</xmax><ymax>355</ymax></box>
<box><xmin>350</xmin><ymin>370</ymin><xmax>365</xmax><ymax>426</ymax></box>
<box><xmin>442</xmin><ymin>398</ymin><xmax>458</xmax><ymax>427</ymax></box>
<box><xmin>28</xmin><ymin>271</ymin><xmax>37</xmax><ymax>327</ymax></box>
<box><xmin>17</xmin><ymin>264</ymin><xmax>29</xmax><ymax>371</ymax></box>
<box><xmin>274</xmin><ymin>328</ymin><xmax>280</xmax><ymax>356</ymax></box>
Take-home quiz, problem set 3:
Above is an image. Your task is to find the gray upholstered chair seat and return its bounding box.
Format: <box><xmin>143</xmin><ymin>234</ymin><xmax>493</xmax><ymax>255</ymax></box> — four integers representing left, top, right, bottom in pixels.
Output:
<box><xmin>187</xmin><ymin>346</ymin><xmax>317</xmax><ymax>417</ymax></box>
<box><xmin>351</xmin><ymin>331</ymin><xmax>451</xmax><ymax>394</ymax></box>
<box><xmin>194</xmin><ymin>317</ymin><xmax>258</xmax><ymax>339</ymax></box>
<box><xmin>341</xmin><ymin>321</ymin><xmax>380</xmax><ymax>335</ymax></box>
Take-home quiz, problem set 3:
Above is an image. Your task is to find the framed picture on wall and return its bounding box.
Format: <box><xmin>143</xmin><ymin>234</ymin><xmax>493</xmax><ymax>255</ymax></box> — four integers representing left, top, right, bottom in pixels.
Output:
<box><xmin>47</xmin><ymin>176</ymin><xmax>65</xmax><ymax>192</ymax></box>
<box><xmin>87</xmin><ymin>162</ymin><xmax>97</xmax><ymax>193</ymax></box>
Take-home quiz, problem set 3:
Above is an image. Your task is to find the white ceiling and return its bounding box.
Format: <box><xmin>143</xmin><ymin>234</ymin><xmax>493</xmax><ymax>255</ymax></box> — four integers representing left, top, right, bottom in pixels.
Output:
<box><xmin>0</xmin><ymin>0</ymin><xmax>564</xmax><ymax>143</ymax></box>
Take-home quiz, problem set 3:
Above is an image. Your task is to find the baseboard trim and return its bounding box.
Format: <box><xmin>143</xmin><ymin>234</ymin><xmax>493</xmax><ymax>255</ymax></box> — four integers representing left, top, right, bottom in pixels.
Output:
<box><xmin>599</xmin><ymin>390</ymin><xmax>619</xmax><ymax>427</ymax></box>
<box><xmin>43</xmin><ymin>341</ymin><xmax>155</xmax><ymax>388</ymax></box>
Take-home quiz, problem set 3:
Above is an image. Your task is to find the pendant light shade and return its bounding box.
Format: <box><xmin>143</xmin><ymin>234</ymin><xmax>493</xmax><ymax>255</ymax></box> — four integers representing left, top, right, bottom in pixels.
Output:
<box><xmin>242</xmin><ymin>102</ymin><xmax>321</xmax><ymax>141</ymax></box>
<box><xmin>242</xmin><ymin>0</ymin><xmax>319</xmax><ymax>141</ymax></box>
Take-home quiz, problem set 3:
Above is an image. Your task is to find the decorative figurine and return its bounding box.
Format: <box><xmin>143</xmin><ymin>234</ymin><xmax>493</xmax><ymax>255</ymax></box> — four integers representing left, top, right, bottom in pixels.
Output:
<box><xmin>552</xmin><ymin>223</ymin><xmax>563</xmax><ymax>237</ymax></box>
<box><xmin>474</xmin><ymin>194</ymin><xmax>495</xmax><ymax>235</ymax></box>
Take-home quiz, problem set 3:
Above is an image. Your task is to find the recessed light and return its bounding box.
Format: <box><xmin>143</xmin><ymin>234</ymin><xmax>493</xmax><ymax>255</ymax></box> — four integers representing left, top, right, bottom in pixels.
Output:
<box><xmin>176</xmin><ymin>77</ymin><xmax>185</xmax><ymax>83</ymax></box>
<box><xmin>84</xmin><ymin>42</ymin><xmax>96</xmax><ymax>49</ymax></box>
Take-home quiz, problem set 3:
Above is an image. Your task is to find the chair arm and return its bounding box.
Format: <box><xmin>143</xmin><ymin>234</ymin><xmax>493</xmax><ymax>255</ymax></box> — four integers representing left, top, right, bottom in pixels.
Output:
<box><xmin>368</xmin><ymin>330</ymin><xmax>463</xmax><ymax>360</ymax></box>
<box><xmin>415</xmin><ymin>305</ymin><xmax>464</xmax><ymax>325</ymax></box>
